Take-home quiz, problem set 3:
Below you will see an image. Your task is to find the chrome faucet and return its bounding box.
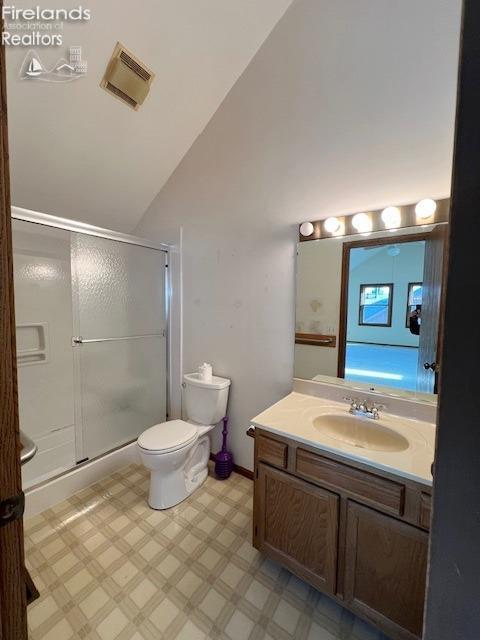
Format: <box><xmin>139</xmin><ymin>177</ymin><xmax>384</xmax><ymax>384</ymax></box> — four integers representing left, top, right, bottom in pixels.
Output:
<box><xmin>344</xmin><ymin>397</ymin><xmax>385</xmax><ymax>420</ymax></box>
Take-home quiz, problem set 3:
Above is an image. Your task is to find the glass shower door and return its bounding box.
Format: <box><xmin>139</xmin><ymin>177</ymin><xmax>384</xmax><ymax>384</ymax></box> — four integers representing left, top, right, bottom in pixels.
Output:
<box><xmin>13</xmin><ymin>219</ymin><xmax>76</xmax><ymax>487</ymax></box>
<box><xmin>72</xmin><ymin>233</ymin><xmax>167</xmax><ymax>460</ymax></box>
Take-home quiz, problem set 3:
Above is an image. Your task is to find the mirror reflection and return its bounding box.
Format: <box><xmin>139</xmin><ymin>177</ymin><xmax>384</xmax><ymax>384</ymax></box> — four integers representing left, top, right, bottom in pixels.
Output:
<box><xmin>295</xmin><ymin>221</ymin><xmax>448</xmax><ymax>398</ymax></box>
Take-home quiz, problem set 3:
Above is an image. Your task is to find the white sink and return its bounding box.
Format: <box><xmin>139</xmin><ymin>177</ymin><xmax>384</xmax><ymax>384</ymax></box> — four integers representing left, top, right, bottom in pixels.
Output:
<box><xmin>313</xmin><ymin>413</ymin><xmax>410</xmax><ymax>452</ymax></box>
<box><xmin>251</xmin><ymin>391</ymin><xmax>435</xmax><ymax>484</ymax></box>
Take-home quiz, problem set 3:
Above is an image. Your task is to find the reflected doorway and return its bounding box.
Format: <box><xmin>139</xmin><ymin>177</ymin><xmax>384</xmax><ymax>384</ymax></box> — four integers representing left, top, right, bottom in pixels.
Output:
<box><xmin>338</xmin><ymin>229</ymin><xmax>447</xmax><ymax>394</ymax></box>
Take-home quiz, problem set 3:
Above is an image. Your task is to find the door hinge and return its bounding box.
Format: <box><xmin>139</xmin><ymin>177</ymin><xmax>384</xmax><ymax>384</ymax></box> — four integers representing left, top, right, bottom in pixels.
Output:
<box><xmin>0</xmin><ymin>491</ymin><xmax>25</xmax><ymax>527</ymax></box>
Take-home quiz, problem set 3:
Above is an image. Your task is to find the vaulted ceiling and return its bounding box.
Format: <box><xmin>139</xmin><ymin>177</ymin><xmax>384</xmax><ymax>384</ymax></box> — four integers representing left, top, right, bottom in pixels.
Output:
<box><xmin>6</xmin><ymin>0</ymin><xmax>293</xmax><ymax>232</ymax></box>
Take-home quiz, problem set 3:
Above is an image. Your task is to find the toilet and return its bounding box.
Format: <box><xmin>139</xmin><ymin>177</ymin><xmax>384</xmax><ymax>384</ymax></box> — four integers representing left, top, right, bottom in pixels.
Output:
<box><xmin>137</xmin><ymin>372</ymin><xmax>231</xmax><ymax>509</ymax></box>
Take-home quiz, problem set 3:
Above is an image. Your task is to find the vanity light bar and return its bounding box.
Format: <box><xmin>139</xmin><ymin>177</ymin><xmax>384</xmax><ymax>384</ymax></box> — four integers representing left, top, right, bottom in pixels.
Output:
<box><xmin>299</xmin><ymin>198</ymin><xmax>450</xmax><ymax>241</ymax></box>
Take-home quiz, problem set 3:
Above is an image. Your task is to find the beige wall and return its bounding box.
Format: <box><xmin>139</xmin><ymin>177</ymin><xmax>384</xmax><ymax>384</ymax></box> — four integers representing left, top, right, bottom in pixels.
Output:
<box><xmin>136</xmin><ymin>0</ymin><xmax>461</xmax><ymax>471</ymax></box>
<box><xmin>295</xmin><ymin>239</ymin><xmax>343</xmax><ymax>378</ymax></box>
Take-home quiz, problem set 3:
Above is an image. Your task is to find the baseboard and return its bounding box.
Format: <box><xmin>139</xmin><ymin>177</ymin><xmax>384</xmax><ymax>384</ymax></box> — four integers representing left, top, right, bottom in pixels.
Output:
<box><xmin>24</xmin><ymin>442</ymin><xmax>140</xmax><ymax>519</ymax></box>
<box><xmin>209</xmin><ymin>453</ymin><xmax>254</xmax><ymax>480</ymax></box>
<box><xmin>233</xmin><ymin>464</ymin><xmax>254</xmax><ymax>480</ymax></box>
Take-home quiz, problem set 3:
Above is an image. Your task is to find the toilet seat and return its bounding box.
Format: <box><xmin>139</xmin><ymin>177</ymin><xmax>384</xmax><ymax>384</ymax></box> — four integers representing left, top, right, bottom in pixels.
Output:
<box><xmin>138</xmin><ymin>419</ymin><xmax>198</xmax><ymax>454</ymax></box>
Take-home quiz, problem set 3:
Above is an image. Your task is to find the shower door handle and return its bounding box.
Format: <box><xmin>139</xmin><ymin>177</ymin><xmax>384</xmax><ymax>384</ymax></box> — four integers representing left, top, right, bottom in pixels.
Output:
<box><xmin>20</xmin><ymin>431</ymin><xmax>38</xmax><ymax>465</ymax></box>
<box><xmin>72</xmin><ymin>333</ymin><xmax>164</xmax><ymax>346</ymax></box>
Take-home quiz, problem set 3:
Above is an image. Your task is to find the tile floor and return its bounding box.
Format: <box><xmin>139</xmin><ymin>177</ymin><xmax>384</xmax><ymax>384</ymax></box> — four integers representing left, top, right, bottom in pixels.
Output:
<box><xmin>25</xmin><ymin>464</ymin><xmax>387</xmax><ymax>640</ymax></box>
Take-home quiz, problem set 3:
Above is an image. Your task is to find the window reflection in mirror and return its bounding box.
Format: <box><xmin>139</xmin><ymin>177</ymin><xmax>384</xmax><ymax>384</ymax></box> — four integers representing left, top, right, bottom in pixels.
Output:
<box><xmin>358</xmin><ymin>284</ymin><xmax>394</xmax><ymax>327</ymax></box>
<box><xmin>295</xmin><ymin>223</ymin><xmax>448</xmax><ymax>400</ymax></box>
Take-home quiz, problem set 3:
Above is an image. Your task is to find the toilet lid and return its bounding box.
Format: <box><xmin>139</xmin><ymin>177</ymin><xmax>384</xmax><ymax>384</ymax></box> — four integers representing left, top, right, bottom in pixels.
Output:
<box><xmin>138</xmin><ymin>420</ymin><xmax>197</xmax><ymax>453</ymax></box>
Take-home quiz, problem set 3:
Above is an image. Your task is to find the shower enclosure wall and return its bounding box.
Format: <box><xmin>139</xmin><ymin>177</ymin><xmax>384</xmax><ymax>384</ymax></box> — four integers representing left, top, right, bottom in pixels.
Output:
<box><xmin>12</xmin><ymin>208</ymin><xmax>169</xmax><ymax>488</ymax></box>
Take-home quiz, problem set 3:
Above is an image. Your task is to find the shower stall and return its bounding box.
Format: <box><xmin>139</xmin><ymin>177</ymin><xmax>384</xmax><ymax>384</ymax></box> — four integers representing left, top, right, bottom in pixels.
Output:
<box><xmin>12</xmin><ymin>208</ymin><xmax>169</xmax><ymax>488</ymax></box>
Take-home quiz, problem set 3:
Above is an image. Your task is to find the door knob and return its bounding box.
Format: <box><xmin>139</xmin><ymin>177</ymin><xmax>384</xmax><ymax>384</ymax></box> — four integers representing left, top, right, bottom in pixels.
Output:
<box><xmin>423</xmin><ymin>361</ymin><xmax>438</xmax><ymax>371</ymax></box>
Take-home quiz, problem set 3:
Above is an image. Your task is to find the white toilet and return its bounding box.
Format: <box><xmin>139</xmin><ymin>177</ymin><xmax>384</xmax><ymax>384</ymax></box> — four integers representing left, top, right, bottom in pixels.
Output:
<box><xmin>137</xmin><ymin>372</ymin><xmax>231</xmax><ymax>509</ymax></box>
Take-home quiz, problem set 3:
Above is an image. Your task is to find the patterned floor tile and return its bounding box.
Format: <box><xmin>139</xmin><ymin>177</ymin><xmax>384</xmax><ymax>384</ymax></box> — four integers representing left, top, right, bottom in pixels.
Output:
<box><xmin>25</xmin><ymin>464</ymin><xmax>387</xmax><ymax>640</ymax></box>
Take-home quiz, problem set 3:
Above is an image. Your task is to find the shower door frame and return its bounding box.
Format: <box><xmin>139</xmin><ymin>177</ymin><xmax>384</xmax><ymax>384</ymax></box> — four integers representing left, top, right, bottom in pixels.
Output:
<box><xmin>11</xmin><ymin>206</ymin><xmax>172</xmax><ymax>465</ymax></box>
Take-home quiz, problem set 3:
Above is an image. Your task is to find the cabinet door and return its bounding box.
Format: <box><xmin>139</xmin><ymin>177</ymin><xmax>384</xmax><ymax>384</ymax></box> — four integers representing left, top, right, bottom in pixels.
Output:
<box><xmin>256</xmin><ymin>464</ymin><xmax>339</xmax><ymax>594</ymax></box>
<box><xmin>344</xmin><ymin>502</ymin><xmax>428</xmax><ymax>640</ymax></box>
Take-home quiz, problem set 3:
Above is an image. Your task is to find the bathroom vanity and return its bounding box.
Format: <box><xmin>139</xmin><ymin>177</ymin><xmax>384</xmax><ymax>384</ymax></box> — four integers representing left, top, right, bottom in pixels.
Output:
<box><xmin>251</xmin><ymin>388</ymin><xmax>434</xmax><ymax>640</ymax></box>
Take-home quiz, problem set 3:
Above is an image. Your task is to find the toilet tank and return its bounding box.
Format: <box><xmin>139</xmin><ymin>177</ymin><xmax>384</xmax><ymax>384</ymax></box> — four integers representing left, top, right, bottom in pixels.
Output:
<box><xmin>184</xmin><ymin>373</ymin><xmax>231</xmax><ymax>425</ymax></box>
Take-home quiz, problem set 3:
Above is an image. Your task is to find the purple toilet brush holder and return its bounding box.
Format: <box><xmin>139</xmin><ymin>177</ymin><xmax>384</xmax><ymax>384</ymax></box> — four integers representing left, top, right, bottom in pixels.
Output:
<box><xmin>214</xmin><ymin>416</ymin><xmax>234</xmax><ymax>479</ymax></box>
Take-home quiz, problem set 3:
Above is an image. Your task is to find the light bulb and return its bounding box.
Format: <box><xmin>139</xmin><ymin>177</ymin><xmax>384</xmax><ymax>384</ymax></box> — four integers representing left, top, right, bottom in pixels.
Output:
<box><xmin>324</xmin><ymin>217</ymin><xmax>340</xmax><ymax>234</ymax></box>
<box><xmin>381</xmin><ymin>206</ymin><xmax>401</xmax><ymax>229</ymax></box>
<box><xmin>352</xmin><ymin>212</ymin><xmax>372</xmax><ymax>233</ymax></box>
<box><xmin>299</xmin><ymin>222</ymin><xmax>314</xmax><ymax>237</ymax></box>
<box><xmin>387</xmin><ymin>244</ymin><xmax>401</xmax><ymax>257</ymax></box>
<box><xmin>415</xmin><ymin>199</ymin><xmax>437</xmax><ymax>220</ymax></box>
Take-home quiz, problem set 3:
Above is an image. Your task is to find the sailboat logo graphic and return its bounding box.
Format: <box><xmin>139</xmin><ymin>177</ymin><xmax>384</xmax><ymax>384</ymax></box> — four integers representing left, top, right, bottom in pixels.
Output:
<box><xmin>19</xmin><ymin>47</ymin><xmax>87</xmax><ymax>83</ymax></box>
<box><xmin>26</xmin><ymin>56</ymin><xmax>43</xmax><ymax>77</ymax></box>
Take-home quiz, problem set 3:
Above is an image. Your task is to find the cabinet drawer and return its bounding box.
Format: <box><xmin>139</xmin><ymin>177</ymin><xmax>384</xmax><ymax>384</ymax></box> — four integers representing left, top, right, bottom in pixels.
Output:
<box><xmin>257</xmin><ymin>434</ymin><xmax>288</xmax><ymax>469</ymax></box>
<box><xmin>296</xmin><ymin>449</ymin><xmax>405</xmax><ymax>516</ymax></box>
<box><xmin>419</xmin><ymin>493</ymin><xmax>431</xmax><ymax>529</ymax></box>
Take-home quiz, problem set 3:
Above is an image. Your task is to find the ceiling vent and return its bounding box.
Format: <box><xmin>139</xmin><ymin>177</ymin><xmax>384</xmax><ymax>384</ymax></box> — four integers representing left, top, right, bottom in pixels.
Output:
<box><xmin>100</xmin><ymin>42</ymin><xmax>155</xmax><ymax>110</ymax></box>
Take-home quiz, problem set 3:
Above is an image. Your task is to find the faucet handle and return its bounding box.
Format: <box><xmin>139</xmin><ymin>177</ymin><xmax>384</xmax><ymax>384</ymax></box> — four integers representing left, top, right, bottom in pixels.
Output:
<box><xmin>370</xmin><ymin>402</ymin><xmax>385</xmax><ymax>419</ymax></box>
<box><xmin>359</xmin><ymin>399</ymin><xmax>369</xmax><ymax>412</ymax></box>
<box><xmin>344</xmin><ymin>396</ymin><xmax>358</xmax><ymax>411</ymax></box>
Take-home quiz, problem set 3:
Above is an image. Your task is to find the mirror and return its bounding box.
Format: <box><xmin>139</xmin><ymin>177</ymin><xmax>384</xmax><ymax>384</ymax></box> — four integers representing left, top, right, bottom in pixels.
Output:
<box><xmin>295</xmin><ymin>220</ymin><xmax>448</xmax><ymax>401</ymax></box>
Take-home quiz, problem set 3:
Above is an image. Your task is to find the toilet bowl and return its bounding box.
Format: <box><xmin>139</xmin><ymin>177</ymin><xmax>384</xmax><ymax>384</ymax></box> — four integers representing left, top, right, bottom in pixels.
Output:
<box><xmin>137</xmin><ymin>373</ymin><xmax>231</xmax><ymax>509</ymax></box>
<box><xmin>138</xmin><ymin>420</ymin><xmax>213</xmax><ymax>509</ymax></box>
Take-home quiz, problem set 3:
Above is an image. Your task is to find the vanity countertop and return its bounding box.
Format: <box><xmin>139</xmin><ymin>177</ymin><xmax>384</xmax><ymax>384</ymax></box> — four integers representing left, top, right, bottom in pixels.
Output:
<box><xmin>251</xmin><ymin>392</ymin><xmax>435</xmax><ymax>486</ymax></box>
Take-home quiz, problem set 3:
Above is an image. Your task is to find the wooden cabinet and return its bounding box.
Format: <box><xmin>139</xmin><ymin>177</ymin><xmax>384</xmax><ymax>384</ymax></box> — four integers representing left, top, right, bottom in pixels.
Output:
<box><xmin>344</xmin><ymin>502</ymin><xmax>428</xmax><ymax>640</ymax></box>
<box><xmin>256</xmin><ymin>464</ymin><xmax>339</xmax><ymax>593</ymax></box>
<box><xmin>253</xmin><ymin>430</ymin><xmax>432</xmax><ymax>640</ymax></box>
